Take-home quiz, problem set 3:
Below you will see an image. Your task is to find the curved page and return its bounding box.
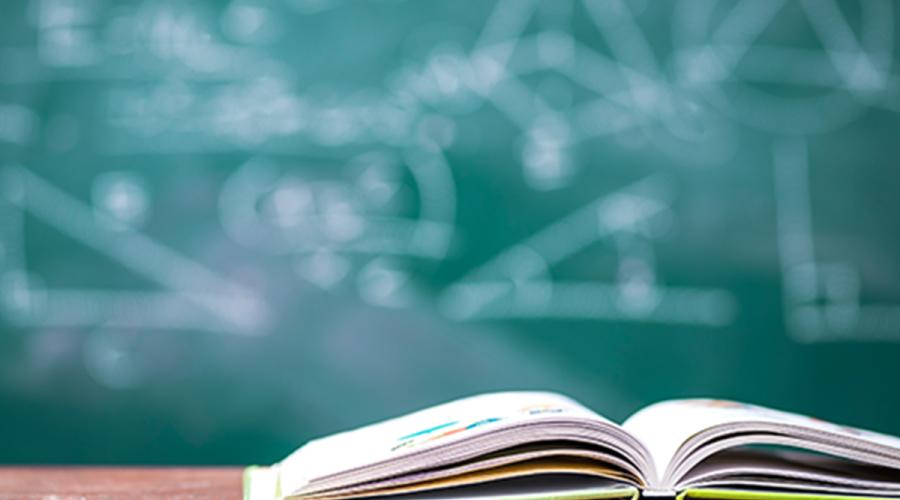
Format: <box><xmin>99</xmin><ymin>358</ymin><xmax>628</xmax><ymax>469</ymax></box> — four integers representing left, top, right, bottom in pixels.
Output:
<box><xmin>624</xmin><ymin>399</ymin><xmax>900</xmax><ymax>488</ymax></box>
<box><xmin>279</xmin><ymin>392</ymin><xmax>626</xmax><ymax>496</ymax></box>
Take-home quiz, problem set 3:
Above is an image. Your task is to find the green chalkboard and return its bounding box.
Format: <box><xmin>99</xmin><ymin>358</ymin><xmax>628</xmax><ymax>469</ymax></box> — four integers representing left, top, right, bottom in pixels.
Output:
<box><xmin>1</xmin><ymin>0</ymin><xmax>900</xmax><ymax>464</ymax></box>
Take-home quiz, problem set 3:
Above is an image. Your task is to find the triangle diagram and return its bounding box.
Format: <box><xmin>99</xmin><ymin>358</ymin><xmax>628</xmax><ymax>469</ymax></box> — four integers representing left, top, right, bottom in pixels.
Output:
<box><xmin>0</xmin><ymin>166</ymin><xmax>267</xmax><ymax>335</ymax></box>
<box><xmin>438</xmin><ymin>175</ymin><xmax>737</xmax><ymax>326</ymax></box>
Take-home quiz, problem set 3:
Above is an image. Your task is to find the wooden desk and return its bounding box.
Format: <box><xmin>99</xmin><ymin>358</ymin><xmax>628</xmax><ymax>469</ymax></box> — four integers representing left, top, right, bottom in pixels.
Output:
<box><xmin>0</xmin><ymin>467</ymin><xmax>244</xmax><ymax>499</ymax></box>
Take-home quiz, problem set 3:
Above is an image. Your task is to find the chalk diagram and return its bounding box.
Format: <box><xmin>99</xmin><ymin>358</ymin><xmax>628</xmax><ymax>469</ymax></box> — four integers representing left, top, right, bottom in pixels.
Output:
<box><xmin>421</xmin><ymin>0</ymin><xmax>741</xmax><ymax>191</ymax></box>
<box><xmin>0</xmin><ymin>166</ymin><xmax>268</xmax><ymax>336</ymax></box>
<box><xmin>670</xmin><ymin>0</ymin><xmax>897</xmax><ymax>135</ymax></box>
<box><xmin>1</xmin><ymin>0</ymin><xmax>899</xmax><ymax>343</ymax></box>
<box><xmin>218</xmin><ymin>148</ymin><xmax>456</xmax><ymax>308</ymax></box>
<box><xmin>773</xmin><ymin>139</ymin><xmax>900</xmax><ymax>342</ymax></box>
<box><xmin>666</xmin><ymin>0</ymin><xmax>900</xmax><ymax>341</ymax></box>
<box><xmin>439</xmin><ymin>176</ymin><xmax>737</xmax><ymax>326</ymax></box>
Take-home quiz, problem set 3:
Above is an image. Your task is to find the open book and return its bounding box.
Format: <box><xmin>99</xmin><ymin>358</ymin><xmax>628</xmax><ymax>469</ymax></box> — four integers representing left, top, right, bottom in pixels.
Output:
<box><xmin>244</xmin><ymin>392</ymin><xmax>900</xmax><ymax>500</ymax></box>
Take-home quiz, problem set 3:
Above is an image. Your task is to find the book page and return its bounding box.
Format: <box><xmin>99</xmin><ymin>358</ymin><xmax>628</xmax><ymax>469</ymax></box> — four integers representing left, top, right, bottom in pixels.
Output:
<box><xmin>304</xmin><ymin>459</ymin><xmax>636</xmax><ymax>500</ymax></box>
<box><xmin>279</xmin><ymin>392</ymin><xmax>611</xmax><ymax>496</ymax></box>
<box><xmin>680</xmin><ymin>448</ymin><xmax>900</xmax><ymax>494</ymax></box>
<box><xmin>245</xmin><ymin>464</ymin><xmax>639</xmax><ymax>500</ymax></box>
<box><xmin>622</xmin><ymin>398</ymin><xmax>900</xmax><ymax>485</ymax></box>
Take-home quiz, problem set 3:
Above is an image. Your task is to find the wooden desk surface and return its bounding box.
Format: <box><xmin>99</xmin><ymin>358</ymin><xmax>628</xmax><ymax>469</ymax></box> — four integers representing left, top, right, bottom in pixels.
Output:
<box><xmin>0</xmin><ymin>467</ymin><xmax>244</xmax><ymax>499</ymax></box>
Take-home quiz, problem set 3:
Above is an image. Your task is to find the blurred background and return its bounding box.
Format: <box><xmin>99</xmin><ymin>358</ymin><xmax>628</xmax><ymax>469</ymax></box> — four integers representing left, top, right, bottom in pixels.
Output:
<box><xmin>1</xmin><ymin>0</ymin><xmax>900</xmax><ymax>465</ymax></box>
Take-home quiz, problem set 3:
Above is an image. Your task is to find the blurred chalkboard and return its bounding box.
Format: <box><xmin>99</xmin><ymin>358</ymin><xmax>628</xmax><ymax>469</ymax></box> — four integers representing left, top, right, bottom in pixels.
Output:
<box><xmin>2</xmin><ymin>0</ymin><xmax>900</xmax><ymax>464</ymax></box>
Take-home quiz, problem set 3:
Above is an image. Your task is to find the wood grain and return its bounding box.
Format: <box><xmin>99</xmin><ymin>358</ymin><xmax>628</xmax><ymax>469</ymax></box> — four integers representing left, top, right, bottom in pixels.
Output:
<box><xmin>0</xmin><ymin>467</ymin><xmax>244</xmax><ymax>499</ymax></box>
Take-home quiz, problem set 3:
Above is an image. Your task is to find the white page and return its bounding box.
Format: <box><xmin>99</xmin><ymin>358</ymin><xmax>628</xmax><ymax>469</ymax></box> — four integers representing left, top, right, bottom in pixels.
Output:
<box><xmin>623</xmin><ymin>398</ymin><xmax>900</xmax><ymax>484</ymax></box>
<box><xmin>681</xmin><ymin>448</ymin><xmax>900</xmax><ymax>491</ymax></box>
<box><xmin>279</xmin><ymin>392</ymin><xmax>609</xmax><ymax>496</ymax></box>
